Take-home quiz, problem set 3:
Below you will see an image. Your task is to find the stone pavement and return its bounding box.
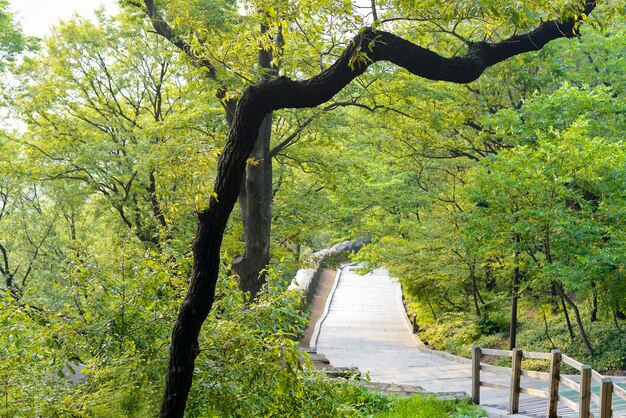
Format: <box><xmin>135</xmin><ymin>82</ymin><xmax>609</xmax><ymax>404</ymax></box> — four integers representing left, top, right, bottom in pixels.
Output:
<box><xmin>313</xmin><ymin>264</ymin><xmax>513</xmax><ymax>408</ymax></box>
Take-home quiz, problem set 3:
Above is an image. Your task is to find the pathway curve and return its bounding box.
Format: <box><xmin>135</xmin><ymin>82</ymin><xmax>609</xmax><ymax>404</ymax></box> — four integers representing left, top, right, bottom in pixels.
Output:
<box><xmin>312</xmin><ymin>264</ymin><xmax>551</xmax><ymax>416</ymax></box>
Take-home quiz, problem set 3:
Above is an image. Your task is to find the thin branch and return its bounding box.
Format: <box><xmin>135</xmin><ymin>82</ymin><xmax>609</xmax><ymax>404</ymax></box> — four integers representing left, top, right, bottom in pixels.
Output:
<box><xmin>141</xmin><ymin>0</ymin><xmax>218</xmax><ymax>80</ymax></box>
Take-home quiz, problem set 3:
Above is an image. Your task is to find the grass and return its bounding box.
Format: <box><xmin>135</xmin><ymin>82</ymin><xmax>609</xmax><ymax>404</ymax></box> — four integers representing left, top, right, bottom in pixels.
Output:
<box><xmin>372</xmin><ymin>395</ymin><xmax>486</xmax><ymax>418</ymax></box>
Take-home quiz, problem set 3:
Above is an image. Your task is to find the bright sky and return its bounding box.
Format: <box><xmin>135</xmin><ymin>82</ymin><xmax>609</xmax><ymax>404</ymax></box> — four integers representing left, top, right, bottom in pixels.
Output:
<box><xmin>9</xmin><ymin>0</ymin><xmax>119</xmax><ymax>37</ymax></box>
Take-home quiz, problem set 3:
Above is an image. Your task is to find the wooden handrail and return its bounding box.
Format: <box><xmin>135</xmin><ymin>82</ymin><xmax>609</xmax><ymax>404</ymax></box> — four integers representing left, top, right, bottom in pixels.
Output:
<box><xmin>472</xmin><ymin>346</ymin><xmax>615</xmax><ymax>418</ymax></box>
<box><xmin>480</xmin><ymin>347</ymin><xmax>512</xmax><ymax>357</ymax></box>
<box><xmin>563</xmin><ymin>354</ymin><xmax>584</xmax><ymax>371</ymax></box>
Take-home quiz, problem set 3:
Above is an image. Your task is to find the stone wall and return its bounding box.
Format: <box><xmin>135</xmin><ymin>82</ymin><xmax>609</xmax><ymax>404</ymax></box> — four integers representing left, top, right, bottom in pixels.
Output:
<box><xmin>287</xmin><ymin>237</ymin><xmax>370</xmax><ymax>304</ymax></box>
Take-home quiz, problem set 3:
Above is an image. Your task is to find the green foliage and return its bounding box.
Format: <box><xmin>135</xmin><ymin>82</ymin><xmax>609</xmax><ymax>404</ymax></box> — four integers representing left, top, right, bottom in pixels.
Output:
<box><xmin>372</xmin><ymin>394</ymin><xmax>486</xmax><ymax>418</ymax></box>
<box><xmin>1</xmin><ymin>0</ymin><xmax>625</xmax><ymax>416</ymax></box>
<box><xmin>0</xmin><ymin>0</ymin><xmax>30</xmax><ymax>67</ymax></box>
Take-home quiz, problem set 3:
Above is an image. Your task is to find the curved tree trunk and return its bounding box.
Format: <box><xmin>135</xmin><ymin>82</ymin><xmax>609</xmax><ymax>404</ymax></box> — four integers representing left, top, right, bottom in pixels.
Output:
<box><xmin>560</xmin><ymin>292</ymin><xmax>576</xmax><ymax>339</ymax></box>
<box><xmin>157</xmin><ymin>6</ymin><xmax>597</xmax><ymax>416</ymax></box>
<box><xmin>159</xmin><ymin>215</ymin><xmax>225</xmax><ymax>417</ymax></box>
<box><xmin>555</xmin><ymin>283</ymin><xmax>594</xmax><ymax>356</ymax></box>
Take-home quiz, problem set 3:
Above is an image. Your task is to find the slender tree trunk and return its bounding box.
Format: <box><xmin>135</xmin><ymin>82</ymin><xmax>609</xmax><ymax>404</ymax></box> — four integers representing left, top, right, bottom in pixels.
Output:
<box><xmin>613</xmin><ymin>308</ymin><xmax>622</xmax><ymax>331</ymax></box>
<box><xmin>590</xmin><ymin>280</ymin><xmax>598</xmax><ymax>322</ymax></box>
<box><xmin>555</xmin><ymin>283</ymin><xmax>593</xmax><ymax>356</ymax></box>
<box><xmin>485</xmin><ymin>265</ymin><xmax>495</xmax><ymax>291</ymax></box>
<box><xmin>471</xmin><ymin>267</ymin><xmax>481</xmax><ymax>317</ymax></box>
<box><xmin>509</xmin><ymin>265</ymin><xmax>519</xmax><ymax>350</ymax></box>
<box><xmin>560</xmin><ymin>294</ymin><xmax>575</xmax><ymax>339</ymax></box>
<box><xmin>543</xmin><ymin>310</ymin><xmax>557</xmax><ymax>349</ymax></box>
<box><xmin>422</xmin><ymin>286</ymin><xmax>437</xmax><ymax>321</ymax></box>
<box><xmin>426</xmin><ymin>294</ymin><xmax>437</xmax><ymax>321</ymax></box>
<box><xmin>550</xmin><ymin>282</ymin><xmax>559</xmax><ymax>313</ymax></box>
<box><xmin>148</xmin><ymin>169</ymin><xmax>168</xmax><ymax>230</ymax></box>
<box><xmin>616</xmin><ymin>305</ymin><xmax>626</xmax><ymax>320</ymax></box>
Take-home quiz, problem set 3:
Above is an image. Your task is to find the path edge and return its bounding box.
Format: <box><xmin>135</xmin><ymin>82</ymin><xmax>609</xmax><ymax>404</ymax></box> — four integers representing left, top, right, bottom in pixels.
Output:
<box><xmin>311</xmin><ymin>267</ymin><xmax>343</xmax><ymax>348</ymax></box>
<box><xmin>395</xmin><ymin>280</ymin><xmax>472</xmax><ymax>365</ymax></box>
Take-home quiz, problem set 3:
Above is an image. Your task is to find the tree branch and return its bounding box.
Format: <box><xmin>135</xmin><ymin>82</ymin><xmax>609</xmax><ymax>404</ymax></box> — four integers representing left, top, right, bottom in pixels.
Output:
<box><xmin>141</xmin><ymin>0</ymin><xmax>218</xmax><ymax>80</ymax></box>
<box><xmin>160</xmin><ymin>4</ymin><xmax>597</xmax><ymax>415</ymax></box>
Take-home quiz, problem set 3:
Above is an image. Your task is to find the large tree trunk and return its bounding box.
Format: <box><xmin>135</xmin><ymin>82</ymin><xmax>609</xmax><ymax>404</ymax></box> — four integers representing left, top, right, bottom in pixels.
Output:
<box><xmin>159</xmin><ymin>215</ymin><xmax>224</xmax><ymax>417</ymax></box>
<box><xmin>232</xmin><ymin>113</ymin><xmax>273</xmax><ymax>300</ymax></box>
<box><xmin>231</xmin><ymin>23</ymin><xmax>279</xmax><ymax>300</ymax></box>
<box><xmin>154</xmin><ymin>7</ymin><xmax>596</xmax><ymax>415</ymax></box>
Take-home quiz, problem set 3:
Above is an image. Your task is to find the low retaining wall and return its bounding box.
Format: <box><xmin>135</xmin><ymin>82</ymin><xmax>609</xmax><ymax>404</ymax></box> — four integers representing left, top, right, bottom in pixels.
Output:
<box><xmin>287</xmin><ymin>238</ymin><xmax>369</xmax><ymax>304</ymax></box>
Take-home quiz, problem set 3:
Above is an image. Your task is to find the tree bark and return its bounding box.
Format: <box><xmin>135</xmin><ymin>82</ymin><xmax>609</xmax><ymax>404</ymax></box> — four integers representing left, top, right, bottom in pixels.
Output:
<box><xmin>425</xmin><ymin>291</ymin><xmax>438</xmax><ymax>321</ymax></box>
<box><xmin>590</xmin><ymin>280</ymin><xmax>598</xmax><ymax>322</ymax></box>
<box><xmin>555</xmin><ymin>283</ymin><xmax>594</xmax><ymax>356</ymax></box>
<box><xmin>471</xmin><ymin>266</ymin><xmax>481</xmax><ymax>316</ymax></box>
<box><xmin>509</xmin><ymin>265</ymin><xmax>520</xmax><ymax>350</ymax></box>
<box><xmin>231</xmin><ymin>23</ymin><xmax>280</xmax><ymax>300</ymax></box>
<box><xmin>159</xmin><ymin>215</ymin><xmax>224</xmax><ymax>417</ymax></box>
<box><xmin>156</xmin><ymin>5</ymin><xmax>597</xmax><ymax>415</ymax></box>
<box><xmin>232</xmin><ymin>113</ymin><xmax>273</xmax><ymax>300</ymax></box>
<box><xmin>560</xmin><ymin>293</ymin><xmax>576</xmax><ymax>339</ymax></box>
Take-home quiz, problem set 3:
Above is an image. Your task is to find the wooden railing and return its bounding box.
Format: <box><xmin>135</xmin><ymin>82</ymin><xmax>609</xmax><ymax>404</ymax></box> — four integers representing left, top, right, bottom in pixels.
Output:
<box><xmin>472</xmin><ymin>346</ymin><xmax>626</xmax><ymax>418</ymax></box>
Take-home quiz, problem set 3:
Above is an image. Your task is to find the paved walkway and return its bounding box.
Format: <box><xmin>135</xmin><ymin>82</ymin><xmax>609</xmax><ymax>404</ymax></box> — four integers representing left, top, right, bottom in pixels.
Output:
<box><xmin>311</xmin><ymin>265</ymin><xmax>626</xmax><ymax>417</ymax></box>
<box><xmin>313</xmin><ymin>265</ymin><xmax>529</xmax><ymax>413</ymax></box>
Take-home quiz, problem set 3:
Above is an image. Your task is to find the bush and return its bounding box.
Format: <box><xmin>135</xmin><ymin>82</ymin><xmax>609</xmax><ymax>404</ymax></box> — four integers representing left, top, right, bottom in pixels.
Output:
<box><xmin>372</xmin><ymin>395</ymin><xmax>486</xmax><ymax>418</ymax></box>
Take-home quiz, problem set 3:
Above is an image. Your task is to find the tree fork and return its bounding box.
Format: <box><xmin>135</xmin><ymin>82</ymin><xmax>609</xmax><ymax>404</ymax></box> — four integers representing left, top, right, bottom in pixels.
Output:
<box><xmin>158</xmin><ymin>4</ymin><xmax>597</xmax><ymax>415</ymax></box>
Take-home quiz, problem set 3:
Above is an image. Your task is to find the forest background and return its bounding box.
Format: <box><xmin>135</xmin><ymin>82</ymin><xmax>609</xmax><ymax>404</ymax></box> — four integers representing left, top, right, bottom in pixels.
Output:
<box><xmin>0</xmin><ymin>0</ymin><xmax>625</xmax><ymax>416</ymax></box>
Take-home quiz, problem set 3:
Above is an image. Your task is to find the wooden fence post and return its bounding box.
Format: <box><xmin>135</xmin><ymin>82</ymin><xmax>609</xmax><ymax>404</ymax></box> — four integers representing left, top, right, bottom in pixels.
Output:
<box><xmin>472</xmin><ymin>346</ymin><xmax>481</xmax><ymax>405</ymax></box>
<box><xmin>547</xmin><ymin>349</ymin><xmax>561</xmax><ymax>418</ymax></box>
<box><xmin>509</xmin><ymin>347</ymin><xmax>522</xmax><ymax>414</ymax></box>
<box><xmin>599</xmin><ymin>377</ymin><xmax>613</xmax><ymax>418</ymax></box>
<box><xmin>579</xmin><ymin>365</ymin><xmax>591</xmax><ymax>418</ymax></box>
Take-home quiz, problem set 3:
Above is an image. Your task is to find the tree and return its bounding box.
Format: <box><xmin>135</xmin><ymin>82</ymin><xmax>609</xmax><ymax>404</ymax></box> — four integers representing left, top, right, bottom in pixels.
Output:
<box><xmin>0</xmin><ymin>0</ymin><xmax>29</xmax><ymax>69</ymax></box>
<box><xmin>122</xmin><ymin>0</ymin><xmax>609</xmax><ymax>415</ymax></box>
<box><xmin>463</xmin><ymin>83</ymin><xmax>626</xmax><ymax>355</ymax></box>
<box><xmin>15</xmin><ymin>15</ymin><xmax>220</xmax><ymax>246</ymax></box>
<box><xmin>129</xmin><ymin>0</ymin><xmax>398</xmax><ymax>300</ymax></box>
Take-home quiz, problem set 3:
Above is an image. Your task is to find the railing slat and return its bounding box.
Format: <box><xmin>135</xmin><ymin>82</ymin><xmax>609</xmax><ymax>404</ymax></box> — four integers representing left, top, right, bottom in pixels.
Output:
<box><xmin>561</xmin><ymin>375</ymin><xmax>580</xmax><ymax>392</ymax></box>
<box><xmin>481</xmin><ymin>381</ymin><xmax>510</xmax><ymax>390</ymax></box>
<box><xmin>562</xmin><ymin>354</ymin><xmax>584</xmax><ymax>371</ymax></box>
<box><xmin>591</xmin><ymin>370</ymin><xmax>604</xmax><ymax>383</ymax></box>
<box><xmin>520</xmin><ymin>369</ymin><xmax>550</xmax><ymax>380</ymax></box>
<box><xmin>614</xmin><ymin>383</ymin><xmax>626</xmax><ymax>399</ymax></box>
<box><xmin>559</xmin><ymin>395</ymin><xmax>580</xmax><ymax>412</ymax></box>
<box><xmin>522</xmin><ymin>351</ymin><xmax>553</xmax><ymax>360</ymax></box>
<box><xmin>480</xmin><ymin>348</ymin><xmax>512</xmax><ymax>357</ymax></box>
<box><xmin>520</xmin><ymin>387</ymin><xmax>549</xmax><ymax>398</ymax></box>
<box><xmin>590</xmin><ymin>391</ymin><xmax>601</xmax><ymax>405</ymax></box>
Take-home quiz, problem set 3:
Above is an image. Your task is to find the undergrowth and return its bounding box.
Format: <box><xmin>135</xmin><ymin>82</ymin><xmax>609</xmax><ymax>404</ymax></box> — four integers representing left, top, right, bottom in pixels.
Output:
<box><xmin>409</xmin><ymin>299</ymin><xmax>626</xmax><ymax>373</ymax></box>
